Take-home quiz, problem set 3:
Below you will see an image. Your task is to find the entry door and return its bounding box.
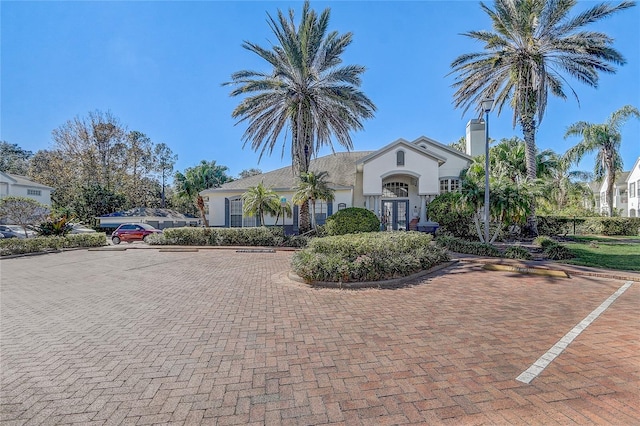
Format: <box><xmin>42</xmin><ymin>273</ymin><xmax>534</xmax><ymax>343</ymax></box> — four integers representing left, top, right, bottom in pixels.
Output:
<box><xmin>382</xmin><ymin>200</ymin><xmax>409</xmax><ymax>231</ymax></box>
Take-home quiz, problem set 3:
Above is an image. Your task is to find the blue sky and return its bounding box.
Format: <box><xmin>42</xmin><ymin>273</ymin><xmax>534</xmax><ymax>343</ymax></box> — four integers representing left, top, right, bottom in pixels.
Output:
<box><xmin>2</xmin><ymin>1</ymin><xmax>639</xmax><ymax>180</ymax></box>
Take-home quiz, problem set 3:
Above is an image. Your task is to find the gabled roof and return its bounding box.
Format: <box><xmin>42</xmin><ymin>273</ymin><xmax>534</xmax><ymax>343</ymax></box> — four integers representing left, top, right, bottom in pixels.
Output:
<box><xmin>625</xmin><ymin>157</ymin><xmax>640</xmax><ymax>182</ymax></box>
<box><xmin>202</xmin><ymin>151</ymin><xmax>374</xmax><ymax>194</ymax></box>
<box><xmin>0</xmin><ymin>172</ymin><xmax>53</xmax><ymax>189</ymax></box>
<box><xmin>356</xmin><ymin>138</ymin><xmax>447</xmax><ymax>167</ymax></box>
<box><xmin>411</xmin><ymin>136</ymin><xmax>473</xmax><ymax>161</ymax></box>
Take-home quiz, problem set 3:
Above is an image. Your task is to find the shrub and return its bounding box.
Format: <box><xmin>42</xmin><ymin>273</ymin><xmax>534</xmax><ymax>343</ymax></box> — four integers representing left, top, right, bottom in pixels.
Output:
<box><xmin>36</xmin><ymin>215</ymin><xmax>74</xmax><ymax>236</ymax></box>
<box><xmin>153</xmin><ymin>226</ymin><xmax>306</xmax><ymax>247</ymax></box>
<box><xmin>324</xmin><ymin>207</ymin><xmax>380</xmax><ymax>236</ymax></box>
<box><xmin>533</xmin><ymin>235</ymin><xmax>556</xmax><ymax>249</ymax></box>
<box><xmin>435</xmin><ymin>235</ymin><xmax>501</xmax><ymax>257</ymax></box>
<box><xmin>579</xmin><ymin>217</ymin><xmax>640</xmax><ymax>236</ymax></box>
<box><xmin>503</xmin><ymin>245</ymin><xmax>533</xmax><ymax>260</ymax></box>
<box><xmin>536</xmin><ymin>216</ymin><xmax>575</xmax><ymax>237</ymax></box>
<box><xmin>0</xmin><ymin>233</ymin><xmax>106</xmax><ymax>256</ymax></box>
<box><xmin>428</xmin><ymin>192</ymin><xmax>475</xmax><ymax>238</ymax></box>
<box><xmin>291</xmin><ymin>232</ymin><xmax>449</xmax><ymax>283</ymax></box>
<box><xmin>543</xmin><ymin>243</ymin><xmax>574</xmax><ymax>260</ymax></box>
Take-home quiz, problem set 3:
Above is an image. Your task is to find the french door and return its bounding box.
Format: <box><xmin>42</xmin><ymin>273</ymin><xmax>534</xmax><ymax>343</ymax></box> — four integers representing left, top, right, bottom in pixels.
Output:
<box><xmin>381</xmin><ymin>200</ymin><xmax>409</xmax><ymax>231</ymax></box>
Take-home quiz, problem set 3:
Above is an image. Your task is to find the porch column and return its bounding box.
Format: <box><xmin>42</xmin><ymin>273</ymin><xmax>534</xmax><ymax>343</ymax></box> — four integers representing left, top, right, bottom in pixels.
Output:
<box><xmin>418</xmin><ymin>195</ymin><xmax>428</xmax><ymax>225</ymax></box>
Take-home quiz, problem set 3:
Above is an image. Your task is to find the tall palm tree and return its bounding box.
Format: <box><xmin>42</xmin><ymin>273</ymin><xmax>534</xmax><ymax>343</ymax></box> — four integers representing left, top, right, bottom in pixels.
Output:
<box><xmin>450</xmin><ymin>0</ymin><xmax>634</xmax><ymax>233</ymax></box>
<box><xmin>292</xmin><ymin>171</ymin><xmax>335</xmax><ymax>229</ymax></box>
<box><xmin>241</xmin><ymin>182</ymin><xmax>281</xmax><ymax>226</ymax></box>
<box><xmin>564</xmin><ymin>105</ymin><xmax>639</xmax><ymax>216</ymax></box>
<box><xmin>225</xmin><ymin>1</ymin><xmax>375</xmax><ymax>232</ymax></box>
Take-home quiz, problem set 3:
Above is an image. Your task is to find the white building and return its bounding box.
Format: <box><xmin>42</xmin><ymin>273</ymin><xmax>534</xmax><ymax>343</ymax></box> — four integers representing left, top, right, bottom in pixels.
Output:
<box><xmin>201</xmin><ymin>121</ymin><xmax>484</xmax><ymax>232</ymax></box>
<box><xmin>626</xmin><ymin>157</ymin><xmax>640</xmax><ymax>217</ymax></box>
<box><xmin>0</xmin><ymin>171</ymin><xmax>53</xmax><ymax>206</ymax></box>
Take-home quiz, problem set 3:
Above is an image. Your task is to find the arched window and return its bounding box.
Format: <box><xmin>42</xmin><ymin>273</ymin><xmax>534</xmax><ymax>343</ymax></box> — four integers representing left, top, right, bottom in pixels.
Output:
<box><xmin>383</xmin><ymin>182</ymin><xmax>409</xmax><ymax>198</ymax></box>
<box><xmin>396</xmin><ymin>150</ymin><xmax>405</xmax><ymax>166</ymax></box>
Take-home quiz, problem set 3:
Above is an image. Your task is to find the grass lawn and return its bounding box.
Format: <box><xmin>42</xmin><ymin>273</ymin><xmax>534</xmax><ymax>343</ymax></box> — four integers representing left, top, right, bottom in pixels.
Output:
<box><xmin>562</xmin><ymin>235</ymin><xmax>640</xmax><ymax>271</ymax></box>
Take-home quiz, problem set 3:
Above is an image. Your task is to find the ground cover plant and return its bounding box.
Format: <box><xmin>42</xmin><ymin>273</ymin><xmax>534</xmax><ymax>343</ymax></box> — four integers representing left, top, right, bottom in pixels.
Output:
<box><xmin>0</xmin><ymin>233</ymin><xmax>107</xmax><ymax>256</ymax></box>
<box><xmin>291</xmin><ymin>231</ymin><xmax>449</xmax><ymax>283</ymax></box>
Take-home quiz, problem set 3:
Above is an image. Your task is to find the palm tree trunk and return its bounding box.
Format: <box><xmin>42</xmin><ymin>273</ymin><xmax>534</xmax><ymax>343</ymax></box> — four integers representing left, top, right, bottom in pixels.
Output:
<box><xmin>521</xmin><ymin>116</ymin><xmax>539</xmax><ymax>236</ymax></box>
<box><xmin>606</xmin><ymin>156</ymin><xmax>616</xmax><ymax>217</ymax></box>
<box><xmin>299</xmin><ymin>201</ymin><xmax>311</xmax><ymax>233</ymax></box>
<box><xmin>197</xmin><ymin>195</ymin><xmax>209</xmax><ymax>227</ymax></box>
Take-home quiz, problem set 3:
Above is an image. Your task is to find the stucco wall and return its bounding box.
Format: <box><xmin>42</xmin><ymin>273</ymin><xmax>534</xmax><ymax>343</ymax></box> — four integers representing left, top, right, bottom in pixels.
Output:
<box><xmin>362</xmin><ymin>147</ymin><xmax>440</xmax><ymax>195</ymax></box>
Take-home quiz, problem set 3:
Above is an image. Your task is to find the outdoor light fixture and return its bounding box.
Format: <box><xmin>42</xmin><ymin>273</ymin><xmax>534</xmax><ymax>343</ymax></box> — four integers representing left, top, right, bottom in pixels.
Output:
<box><xmin>482</xmin><ymin>98</ymin><xmax>494</xmax><ymax>243</ymax></box>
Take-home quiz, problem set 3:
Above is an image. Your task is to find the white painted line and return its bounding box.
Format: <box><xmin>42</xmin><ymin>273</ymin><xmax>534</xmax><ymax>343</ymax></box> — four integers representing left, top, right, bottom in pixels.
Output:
<box><xmin>516</xmin><ymin>281</ymin><xmax>634</xmax><ymax>384</ymax></box>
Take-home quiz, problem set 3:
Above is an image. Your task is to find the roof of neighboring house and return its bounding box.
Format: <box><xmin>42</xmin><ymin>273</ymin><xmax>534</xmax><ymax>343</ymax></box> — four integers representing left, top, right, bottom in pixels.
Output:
<box><xmin>1</xmin><ymin>172</ymin><xmax>53</xmax><ymax>190</ymax></box>
<box><xmin>202</xmin><ymin>151</ymin><xmax>375</xmax><ymax>193</ymax></box>
<box><xmin>98</xmin><ymin>208</ymin><xmax>197</xmax><ymax>219</ymax></box>
<box><xmin>626</xmin><ymin>157</ymin><xmax>640</xmax><ymax>181</ymax></box>
<box><xmin>618</xmin><ymin>171</ymin><xmax>630</xmax><ymax>185</ymax></box>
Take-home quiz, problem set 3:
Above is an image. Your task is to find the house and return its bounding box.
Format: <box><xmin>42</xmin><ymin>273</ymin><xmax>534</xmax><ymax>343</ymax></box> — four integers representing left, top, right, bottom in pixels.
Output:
<box><xmin>0</xmin><ymin>171</ymin><xmax>53</xmax><ymax>206</ymax></box>
<box><xmin>97</xmin><ymin>207</ymin><xmax>200</xmax><ymax>230</ymax></box>
<box><xmin>594</xmin><ymin>171</ymin><xmax>630</xmax><ymax>216</ymax></box>
<box><xmin>626</xmin><ymin>156</ymin><xmax>640</xmax><ymax>217</ymax></box>
<box><xmin>201</xmin><ymin>120</ymin><xmax>484</xmax><ymax>232</ymax></box>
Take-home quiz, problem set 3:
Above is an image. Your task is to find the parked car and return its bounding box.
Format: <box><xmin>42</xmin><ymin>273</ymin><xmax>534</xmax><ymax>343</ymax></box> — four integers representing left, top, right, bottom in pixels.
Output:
<box><xmin>70</xmin><ymin>223</ymin><xmax>97</xmax><ymax>234</ymax></box>
<box><xmin>111</xmin><ymin>223</ymin><xmax>162</xmax><ymax>244</ymax></box>
<box><xmin>0</xmin><ymin>225</ymin><xmax>37</xmax><ymax>239</ymax></box>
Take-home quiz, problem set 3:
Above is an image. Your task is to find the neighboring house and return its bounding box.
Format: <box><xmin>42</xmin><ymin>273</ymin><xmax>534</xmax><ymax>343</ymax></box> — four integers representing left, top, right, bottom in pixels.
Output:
<box><xmin>626</xmin><ymin>156</ymin><xmax>640</xmax><ymax>217</ymax></box>
<box><xmin>0</xmin><ymin>171</ymin><xmax>53</xmax><ymax>206</ymax></box>
<box><xmin>97</xmin><ymin>207</ymin><xmax>200</xmax><ymax>230</ymax></box>
<box><xmin>201</xmin><ymin>120</ymin><xmax>484</xmax><ymax>232</ymax></box>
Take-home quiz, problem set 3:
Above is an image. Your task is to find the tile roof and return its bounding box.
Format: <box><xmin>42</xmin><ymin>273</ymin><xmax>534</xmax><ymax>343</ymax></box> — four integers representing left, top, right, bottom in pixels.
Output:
<box><xmin>204</xmin><ymin>151</ymin><xmax>374</xmax><ymax>192</ymax></box>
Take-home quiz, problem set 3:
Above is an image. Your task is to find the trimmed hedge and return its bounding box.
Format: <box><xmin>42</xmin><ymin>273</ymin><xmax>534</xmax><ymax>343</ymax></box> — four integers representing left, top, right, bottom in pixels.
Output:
<box><xmin>435</xmin><ymin>235</ymin><xmax>502</xmax><ymax>257</ymax></box>
<box><xmin>578</xmin><ymin>217</ymin><xmax>640</xmax><ymax>236</ymax></box>
<box><xmin>324</xmin><ymin>207</ymin><xmax>380</xmax><ymax>236</ymax></box>
<box><xmin>503</xmin><ymin>245</ymin><xmax>533</xmax><ymax>260</ymax></box>
<box><xmin>0</xmin><ymin>233</ymin><xmax>107</xmax><ymax>256</ymax></box>
<box><xmin>291</xmin><ymin>232</ymin><xmax>449</xmax><ymax>283</ymax></box>
<box><xmin>148</xmin><ymin>226</ymin><xmax>308</xmax><ymax>248</ymax></box>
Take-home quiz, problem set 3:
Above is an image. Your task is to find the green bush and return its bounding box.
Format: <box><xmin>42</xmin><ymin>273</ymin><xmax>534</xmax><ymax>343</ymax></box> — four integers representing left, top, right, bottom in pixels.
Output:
<box><xmin>428</xmin><ymin>192</ymin><xmax>475</xmax><ymax>238</ymax></box>
<box><xmin>579</xmin><ymin>217</ymin><xmax>640</xmax><ymax>236</ymax></box>
<box><xmin>536</xmin><ymin>216</ymin><xmax>576</xmax><ymax>237</ymax></box>
<box><xmin>503</xmin><ymin>245</ymin><xmax>533</xmax><ymax>260</ymax></box>
<box><xmin>324</xmin><ymin>207</ymin><xmax>380</xmax><ymax>236</ymax></box>
<box><xmin>543</xmin><ymin>243</ymin><xmax>574</xmax><ymax>260</ymax></box>
<box><xmin>435</xmin><ymin>235</ymin><xmax>501</xmax><ymax>257</ymax></box>
<box><xmin>153</xmin><ymin>226</ymin><xmax>306</xmax><ymax>247</ymax></box>
<box><xmin>291</xmin><ymin>232</ymin><xmax>449</xmax><ymax>283</ymax></box>
<box><xmin>533</xmin><ymin>235</ymin><xmax>556</xmax><ymax>249</ymax></box>
<box><xmin>36</xmin><ymin>215</ymin><xmax>74</xmax><ymax>236</ymax></box>
<box><xmin>0</xmin><ymin>233</ymin><xmax>106</xmax><ymax>256</ymax></box>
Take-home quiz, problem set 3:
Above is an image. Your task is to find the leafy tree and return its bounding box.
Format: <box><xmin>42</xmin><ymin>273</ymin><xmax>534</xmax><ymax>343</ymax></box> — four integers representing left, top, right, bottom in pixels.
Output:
<box><xmin>28</xmin><ymin>149</ymin><xmax>77</xmax><ymax>209</ymax></box>
<box><xmin>0</xmin><ymin>142</ymin><xmax>33</xmax><ymax>175</ymax></box>
<box><xmin>225</xmin><ymin>1</ymin><xmax>375</xmax><ymax>232</ymax></box>
<box><xmin>450</xmin><ymin>0</ymin><xmax>634</xmax><ymax>234</ymax></box>
<box><xmin>175</xmin><ymin>160</ymin><xmax>232</xmax><ymax>226</ymax></box>
<box><xmin>448</xmin><ymin>137</ymin><xmax>467</xmax><ymax>153</ymax></box>
<box><xmin>238</xmin><ymin>168</ymin><xmax>262</xmax><ymax>179</ymax></box>
<box><xmin>538</xmin><ymin>156</ymin><xmax>593</xmax><ymax>215</ymax></box>
<box><xmin>241</xmin><ymin>182</ymin><xmax>281</xmax><ymax>225</ymax></box>
<box><xmin>0</xmin><ymin>196</ymin><xmax>49</xmax><ymax>238</ymax></box>
<box><xmin>564</xmin><ymin>105</ymin><xmax>640</xmax><ymax>216</ymax></box>
<box><xmin>71</xmin><ymin>184</ymin><xmax>126</xmax><ymax>223</ymax></box>
<box><xmin>292</xmin><ymin>171</ymin><xmax>335</xmax><ymax>229</ymax></box>
<box><xmin>154</xmin><ymin>143</ymin><xmax>177</xmax><ymax>208</ymax></box>
<box><xmin>125</xmin><ymin>131</ymin><xmax>154</xmax><ymax>206</ymax></box>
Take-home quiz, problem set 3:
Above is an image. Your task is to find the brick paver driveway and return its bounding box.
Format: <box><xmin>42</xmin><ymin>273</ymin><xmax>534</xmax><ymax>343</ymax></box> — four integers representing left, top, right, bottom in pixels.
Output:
<box><xmin>1</xmin><ymin>249</ymin><xmax>638</xmax><ymax>425</ymax></box>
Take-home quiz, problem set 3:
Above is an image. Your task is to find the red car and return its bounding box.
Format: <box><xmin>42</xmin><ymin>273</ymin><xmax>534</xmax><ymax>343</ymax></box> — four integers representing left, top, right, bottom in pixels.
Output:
<box><xmin>111</xmin><ymin>223</ymin><xmax>162</xmax><ymax>244</ymax></box>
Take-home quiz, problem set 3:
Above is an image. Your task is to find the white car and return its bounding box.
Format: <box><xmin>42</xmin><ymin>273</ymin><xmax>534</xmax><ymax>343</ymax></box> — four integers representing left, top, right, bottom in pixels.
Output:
<box><xmin>0</xmin><ymin>225</ymin><xmax>37</xmax><ymax>238</ymax></box>
<box><xmin>70</xmin><ymin>224</ymin><xmax>97</xmax><ymax>234</ymax></box>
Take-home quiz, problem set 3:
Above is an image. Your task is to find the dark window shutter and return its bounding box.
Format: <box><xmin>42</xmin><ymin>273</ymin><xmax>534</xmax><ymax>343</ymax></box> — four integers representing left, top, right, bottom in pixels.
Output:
<box><xmin>293</xmin><ymin>205</ymin><xmax>299</xmax><ymax>227</ymax></box>
<box><xmin>224</xmin><ymin>198</ymin><xmax>230</xmax><ymax>228</ymax></box>
<box><xmin>327</xmin><ymin>202</ymin><xmax>333</xmax><ymax>216</ymax></box>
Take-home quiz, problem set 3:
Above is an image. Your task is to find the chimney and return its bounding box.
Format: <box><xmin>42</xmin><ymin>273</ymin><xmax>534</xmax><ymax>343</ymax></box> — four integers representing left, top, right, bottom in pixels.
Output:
<box><xmin>465</xmin><ymin>119</ymin><xmax>486</xmax><ymax>158</ymax></box>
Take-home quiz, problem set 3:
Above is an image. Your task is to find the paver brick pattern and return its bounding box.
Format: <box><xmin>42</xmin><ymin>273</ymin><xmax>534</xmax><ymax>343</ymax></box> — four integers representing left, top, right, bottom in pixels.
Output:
<box><xmin>1</xmin><ymin>249</ymin><xmax>638</xmax><ymax>425</ymax></box>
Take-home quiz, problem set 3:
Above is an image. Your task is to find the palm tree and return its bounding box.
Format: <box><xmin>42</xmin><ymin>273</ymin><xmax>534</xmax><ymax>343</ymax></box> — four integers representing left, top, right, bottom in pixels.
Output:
<box><xmin>292</xmin><ymin>171</ymin><xmax>335</xmax><ymax>229</ymax></box>
<box><xmin>241</xmin><ymin>182</ymin><xmax>281</xmax><ymax>226</ymax></box>
<box><xmin>225</xmin><ymin>1</ymin><xmax>375</xmax><ymax>232</ymax></box>
<box><xmin>450</xmin><ymin>0</ymin><xmax>634</xmax><ymax>233</ymax></box>
<box><xmin>564</xmin><ymin>105</ymin><xmax>640</xmax><ymax>216</ymax></box>
<box><xmin>175</xmin><ymin>160</ymin><xmax>232</xmax><ymax>226</ymax></box>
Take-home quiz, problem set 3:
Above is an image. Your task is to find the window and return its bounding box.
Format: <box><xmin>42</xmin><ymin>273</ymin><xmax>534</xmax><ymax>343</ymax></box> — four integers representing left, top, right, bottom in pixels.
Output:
<box><xmin>439</xmin><ymin>178</ymin><xmax>461</xmax><ymax>194</ymax></box>
<box><xmin>396</xmin><ymin>150</ymin><xmax>405</xmax><ymax>166</ymax></box>
<box><xmin>27</xmin><ymin>189</ymin><xmax>41</xmax><ymax>196</ymax></box>
<box><xmin>383</xmin><ymin>182</ymin><xmax>408</xmax><ymax>198</ymax></box>
<box><xmin>631</xmin><ymin>182</ymin><xmax>636</xmax><ymax>198</ymax></box>
<box><xmin>637</xmin><ymin>180</ymin><xmax>640</xmax><ymax>197</ymax></box>
<box><xmin>620</xmin><ymin>189</ymin><xmax>628</xmax><ymax>204</ymax></box>
<box><xmin>337</xmin><ymin>203</ymin><xmax>346</xmax><ymax>211</ymax></box>
<box><xmin>230</xmin><ymin>199</ymin><xmax>243</xmax><ymax>227</ymax></box>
